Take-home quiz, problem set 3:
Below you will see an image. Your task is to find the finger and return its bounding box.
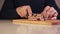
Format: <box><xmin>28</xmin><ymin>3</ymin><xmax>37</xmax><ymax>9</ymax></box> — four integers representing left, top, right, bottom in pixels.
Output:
<box><xmin>43</xmin><ymin>6</ymin><xmax>51</xmax><ymax>19</ymax></box>
<box><xmin>49</xmin><ymin>7</ymin><xmax>57</xmax><ymax>17</ymax></box>
<box><xmin>50</xmin><ymin>12</ymin><xmax>58</xmax><ymax>20</ymax></box>
<box><xmin>46</xmin><ymin>7</ymin><xmax>54</xmax><ymax>18</ymax></box>
<box><xmin>27</xmin><ymin>6</ymin><xmax>32</xmax><ymax>17</ymax></box>
<box><xmin>51</xmin><ymin>17</ymin><xmax>57</xmax><ymax>20</ymax></box>
<box><xmin>53</xmin><ymin>10</ymin><xmax>58</xmax><ymax>17</ymax></box>
<box><xmin>43</xmin><ymin>6</ymin><xmax>51</xmax><ymax>12</ymax></box>
<box><xmin>54</xmin><ymin>12</ymin><xmax>58</xmax><ymax>17</ymax></box>
<box><xmin>50</xmin><ymin>11</ymin><xmax>55</xmax><ymax>17</ymax></box>
<box><xmin>20</xmin><ymin>6</ymin><xmax>27</xmax><ymax>17</ymax></box>
<box><xmin>48</xmin><ymin>7</ymin><xmax>58</xmax><ymax>20</ymax></box>
<box><xmin>16</xmin><ymin>6</ymin><xmax>26</xmax><ymax>17</ymax></box>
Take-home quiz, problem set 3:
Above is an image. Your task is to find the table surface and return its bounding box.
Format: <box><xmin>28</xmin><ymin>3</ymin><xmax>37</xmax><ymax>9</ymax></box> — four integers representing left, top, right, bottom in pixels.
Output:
<box><xmin>0</xmin><ymin>20</ymin><xmax>60</xmax><ymax>34</ymax></box>
<box><xmin>0</xmin><ymin>20</ymin><xmax>19</xmax><ymax>34</ymax></box>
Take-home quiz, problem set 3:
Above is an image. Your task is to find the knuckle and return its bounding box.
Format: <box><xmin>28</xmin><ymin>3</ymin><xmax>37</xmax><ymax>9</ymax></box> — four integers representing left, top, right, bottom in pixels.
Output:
<box><xmin>26</xmin><ymin>5</ymin><xmax>30</xmax><ymax>8</ymax></box>
<box><xmin>45</xmin><ymin>6</ymin><xmax>50</xmax><ymax>9</ymax></box>
<box><xmin>46</xmin><ymin>6</ymin><xmax>50</xmax><ymax>8</ymax></box>
<box><xmin>50</xmin><ymin>7</ymin><xmax>54</xmax><ymax>10</ymax></box>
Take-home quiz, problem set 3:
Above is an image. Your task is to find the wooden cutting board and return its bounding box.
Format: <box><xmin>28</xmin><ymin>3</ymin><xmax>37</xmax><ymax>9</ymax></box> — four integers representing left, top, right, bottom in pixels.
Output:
<box><xmin>12</xmin><ymin>19</ymin><xmax>60</xmax><ymax>25</ymax></box>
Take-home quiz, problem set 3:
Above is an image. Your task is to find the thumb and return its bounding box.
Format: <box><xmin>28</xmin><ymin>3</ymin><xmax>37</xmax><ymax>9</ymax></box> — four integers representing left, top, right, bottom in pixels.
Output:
<box><xmin>26</xmin><ymin>6</ymin><xmax>32</xmax><ymax>16</ymax></box>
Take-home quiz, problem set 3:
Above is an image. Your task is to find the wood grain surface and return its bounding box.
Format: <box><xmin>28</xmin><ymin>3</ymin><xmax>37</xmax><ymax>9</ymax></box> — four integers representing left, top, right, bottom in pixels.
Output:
<box><xmin>13</xmin><ymin>19</ymin><xmax>60</xmax><ymax>25</ymax></box>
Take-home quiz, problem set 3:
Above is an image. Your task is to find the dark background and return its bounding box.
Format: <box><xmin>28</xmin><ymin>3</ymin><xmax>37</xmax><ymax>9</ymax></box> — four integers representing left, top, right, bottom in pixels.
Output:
<box><xmin>0</xmin><ymin>0</ymin><xmax>60</xmax><ymax>11</ymax></box>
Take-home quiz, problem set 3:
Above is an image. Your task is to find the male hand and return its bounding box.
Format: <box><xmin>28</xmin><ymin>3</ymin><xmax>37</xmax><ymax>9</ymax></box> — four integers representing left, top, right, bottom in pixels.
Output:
<box><xmin>42</xmin><ymin>6</ymin><xmax>58</xmax><ymax>20</ymax></box>
<box><xmin>16</xmin><ymin>5</ymin><xmax>32</xmax><ymax>18</ymax></box>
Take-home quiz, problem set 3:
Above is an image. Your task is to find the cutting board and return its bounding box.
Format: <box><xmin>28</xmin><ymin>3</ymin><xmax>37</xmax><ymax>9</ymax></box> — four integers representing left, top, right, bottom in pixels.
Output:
<box><xmin>12</xmin><ymin>19</ymin><xmax>60</xmax><ymax>25</ymax></box>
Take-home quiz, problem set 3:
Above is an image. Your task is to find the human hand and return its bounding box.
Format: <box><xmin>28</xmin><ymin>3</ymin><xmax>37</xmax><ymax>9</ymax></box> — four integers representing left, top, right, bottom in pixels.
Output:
<box><xmin>42</xmin><ymin>6</ymin><xmax>58</xmax><ymax>20</ymax></box>
<box><xmin>16</xmin><ymin>5</ymin><xmax>32</xmax><ymax>18</ymax></box>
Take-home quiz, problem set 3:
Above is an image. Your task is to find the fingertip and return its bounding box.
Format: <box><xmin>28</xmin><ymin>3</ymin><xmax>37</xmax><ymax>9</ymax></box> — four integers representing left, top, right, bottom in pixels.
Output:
<box><xmin>51</xmin><ymin>17</ymin><xmax>57</xmax><ymax>20</ymax></box>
